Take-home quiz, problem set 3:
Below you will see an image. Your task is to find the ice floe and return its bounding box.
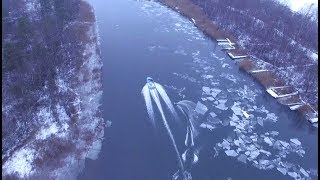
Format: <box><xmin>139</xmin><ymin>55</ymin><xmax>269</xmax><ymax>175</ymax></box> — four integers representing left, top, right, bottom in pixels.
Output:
<box><xmin>290</xmin><ymin>138</ymin><xmax>301</xmax><ymax>146</ymax></box>
<box><xmin>277</xmin><ymin>167</ymin><xmax>287</xmax><ymax>175</ymax></box>
<box><xmin>203</xmin><ymin>75</ymin><xmax>214</xmax><ymax>79</ymax></box>
<box><xmin>195</xmin><ymin>101</ymin><xmax>208</xmax><ymax>115</ymax></box>
<box><xmin>209</xmin><ymin>112</ymin><xmax>217</xmax><ymax>118</ymax></box>
<box><xmin>200</xmin><ymin>123</ymin><xmax>215</xmax><ymax>131</ymax></box>
<box><xmin>225</xmin><ymin>150</ymin><xmax>238</xmax><ymax>157</ymax></box>
<box><xmin>263</xmin><ymin>137</ymin><xmax>273</xmax><ymax>146</ymax></box>
<box><xmin>237</xmin><ymin>154</ymin><xmax>247</xmax><ymax>163</ymax></box>
<box><xmin>288</xmin><ymin>171</ymin><xmax>298</xmax><ymax>178</ymax></box>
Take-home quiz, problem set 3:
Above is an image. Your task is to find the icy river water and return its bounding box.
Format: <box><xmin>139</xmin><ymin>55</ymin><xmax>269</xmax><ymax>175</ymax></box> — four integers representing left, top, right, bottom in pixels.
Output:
<box><xmin>78</xmin><ymin>0</ymin><xmax>318</xmax><ymax>179</ymax></box>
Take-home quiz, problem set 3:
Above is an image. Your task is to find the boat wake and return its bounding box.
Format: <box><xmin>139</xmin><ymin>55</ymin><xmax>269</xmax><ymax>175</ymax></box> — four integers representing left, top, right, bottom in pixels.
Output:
<box><xmin>141</xmin><ymin>77</ymin><xmax>186</xmax><ymax>179</ymax></box>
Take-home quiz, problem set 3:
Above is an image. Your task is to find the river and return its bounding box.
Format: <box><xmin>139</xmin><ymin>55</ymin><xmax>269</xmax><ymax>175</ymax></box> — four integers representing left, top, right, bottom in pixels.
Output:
<box><xmin>78</xmin><ymin>0</ymin><xmax>318</xmax><ymax>179</ymax></box>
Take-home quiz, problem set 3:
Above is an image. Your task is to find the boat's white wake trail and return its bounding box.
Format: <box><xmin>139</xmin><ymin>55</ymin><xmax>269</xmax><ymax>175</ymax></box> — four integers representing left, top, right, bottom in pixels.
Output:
<box><xmin>141</xmin><ymin>81</ymin><xmax>186</xmax><ymax>179</ymax></box>
<box><xmin>142</xmin><ymin>85</ymin><xmax>155</xmax><ymax>126</ymax></box>
<box><xmin>155</xmin><ymin>83</ymin><xmax>179</xmax><ymax>122</ymax></box>
<box><xmin>176</xmin><ymin>100</ymin><xmax>200</xmax><ymax>138</ymax></box>
<box><xmin>150</xmin><ymin>89</ymin><xmax>185</xmax><ymax>177</ymax></box>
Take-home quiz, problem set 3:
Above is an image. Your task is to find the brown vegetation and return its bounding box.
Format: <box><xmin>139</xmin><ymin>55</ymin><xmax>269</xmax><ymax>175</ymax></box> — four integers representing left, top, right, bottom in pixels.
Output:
<box><xmin>160</xmin><ymin>0</ymin><xmax>233</xmax><ymax>40</ymax></box>
<box><xmin>251</xmin><ymin>71</ymin><xmax>285</xmax><ymax>88</ymax></box>
<box><xmin>239</xmin><ymin>58</ymin><xmax>255</xmax><ymax>72</ymax></box>
<box><xmin>33</xmin><ymin>137</ymin><xmax>76</xmax><ymax>170</ymax></box>
<box><xmin>297</xmin><ymin>104</ymin><xmax>315</xmax><ymax>115</ymax></box>
<box><xmin>78</xmin><ymin>0</ymin><xmax>95</xmax><ymax>23</ymax></box>
<box><xmin>277</xmin><ymin>94</ymin><xmax>301</xmax><ymax>105</ymax></box>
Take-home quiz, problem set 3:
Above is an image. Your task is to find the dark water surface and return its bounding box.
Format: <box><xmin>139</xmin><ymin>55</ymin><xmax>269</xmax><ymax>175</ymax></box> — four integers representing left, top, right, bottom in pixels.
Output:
<box><xmin>78</xmin><ymin>0</ymin><xmax>318</xmax><ymax>179</ymax></box>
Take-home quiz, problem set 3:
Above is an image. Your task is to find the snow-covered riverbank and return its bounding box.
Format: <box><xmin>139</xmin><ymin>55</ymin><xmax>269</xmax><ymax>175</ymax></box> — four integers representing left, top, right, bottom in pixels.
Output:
<box><xmin>2</xmin><ymin>0</ymin><xmax>107</xmax><ymax>179</ymax></box>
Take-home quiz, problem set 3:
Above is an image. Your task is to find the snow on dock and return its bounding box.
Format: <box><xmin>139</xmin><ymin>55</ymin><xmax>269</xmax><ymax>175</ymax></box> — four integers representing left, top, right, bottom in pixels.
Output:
<box><xmin>266</xmin><ymin>88</ymin><xmax>278</xmax><ymax>98</ymax></box>
<box><xmin>227</xmin><ymin>52</ymin><xmax>247</xmax><ymax>59</ymax></box>
<box><xmin>289</xmin><ymin>104</ymin><xmax>304</xmax><ymax>110</ymax></box>
<box><xmin>286</xmin><ymin>102</ymin><xmax>303</xmax><ymax>106</ymax></box>
<box><xmin>266</xmin><ymin>87</ymin><xmax>298</xmax><ymax>98</ymax></box>
<box><xmin>276</xmin><ymin>92</ymin><xmax>299</xmax><ymax>98</ymax></box>
<box><xmin>217</xmin><ymin>38</ymin><xmax>236</xmax><ymax>50</ymax></box>
<box><xmin>216</xmin><ymin>38</ymin><xmax>229</xmax><ymax>42</ymax></box>
<box><xmin>309</xmin><ymin>118</ymin><xmax>318</xmax><ymax>124</ymax></box>
<box><xmin>250</xmin><ymin>69</ymin><xmax>271</xmax><ymax>73</ymax></box>
<box><xmin>219</xmin><ymin>44</ymin><xmax>235</xmax><ymax>50</ymax></box>
<box><xmin>191</xmin><ymin>18</ymin><xmax>196</xmax><ymax>24</ymax></box>
<box><xmin>216</xmin><ymin>38</ymin><xmax>235</xmax><ymax>45</ymax></box>
<box><xmin>268</xmin><ymin>86</ymin><xmax>290</xmax><ymax>89</ymax></box>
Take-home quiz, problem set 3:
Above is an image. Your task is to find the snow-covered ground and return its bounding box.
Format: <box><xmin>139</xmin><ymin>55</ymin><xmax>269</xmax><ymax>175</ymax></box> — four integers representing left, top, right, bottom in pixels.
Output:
<box><xmin>2</xmin><ymin>1</ymin><xmax>107</xmax><ymax>179</ymax></box>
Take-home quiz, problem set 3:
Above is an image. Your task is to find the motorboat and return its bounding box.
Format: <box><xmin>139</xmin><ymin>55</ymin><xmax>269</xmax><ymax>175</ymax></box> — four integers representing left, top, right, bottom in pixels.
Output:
<box><xmin>146</xmin><ymin>77</ymin><xmax>156</xmax><ymax>89</ymax></box>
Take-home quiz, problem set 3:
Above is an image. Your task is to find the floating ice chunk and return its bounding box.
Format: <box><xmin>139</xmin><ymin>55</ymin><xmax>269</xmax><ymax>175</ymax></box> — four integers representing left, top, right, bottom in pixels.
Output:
<box><xmin>211</xmin><ymin>88</ymin><xmax>222</xmax><ymax>97</ymax></box>
<box><xmin>175</xmin><ymin>23</ymin><xmax>181</xmax><ymax>27</ymax></box>
<box><xmin>207</xmin><ymin>97</ymin><xmax>215</xmax><ymax>101</ymax></box>
<box><xmin>237</xmin><ymin>154</ymin><xmax>247</xmax><ymax>163</ymax></box>
<box><xmin>277</xmin><ymin>167</ymin><xmax>287</xmax><ymax>175</ymax></box>
<box><xmin>273</xmin><ymin>140</ymin><xmax>282</xmax><ymax>150</ymax></box>
<box><xmin>195</xmin><ymin>101</ymin><xmax>208</xmax><ymax>115</ymax></box>
<box><xmin>231</xmin><ymin>114</ymin><xmax>240</xmax><ymax>121</ymax></box>
<box><xmin>288</xmin><ymin>172</ymin><xmax>298</xmax><ymax>178</ymax></box>
<box><xmin>296</xmin><ymin>149</ymin><xmax>305</xmax><ymax>157</ymax></box>
<box><xmin>231</xmin><ymin>103</ymin><xmax>242</xmax><ymax>116</ymax></box>
<box><xmin>259</xmin><ymin>149</ymin><xmax>271</xmax><ymax>156</ymax></box>
<box><xmin>279</xmin><ymin>141</ymin><xmax>290</xmax><ymax>148</ymax></box>
<box><xmin>259</xmin><ymin>159</ymin><xmax>269</xmax><ymax>165</ymax></box>
<box><xmin>235</xmin><ymin>123</ymin><xmax>245</xmax><ymax>131</ymax></box>
<box><xmin>290</xmin><ymin>138</ymin><xmax>301</xmax><ymax>146</ymax></box>
<box><xmin>208</xmin><ymin>116</ymin><xmax>220</xmax><ymax>124</ymax></box>
<box><xmin>257</xmin><ymin>118</ymin><xmax>264</xmax><ymax>126</ymax></box>
<box><xmin>204</xmin><ymin>75</ymin><xmax>214</xmax><ymax>79</ymax></box>
<box><xmin>216</xmin><ymin>102</ymin><xmax>228</xmax><ymax>110</ymax></box>
<box><xmin>264</xmin><ymin>137</ymin><xmax>273</xmax><ymax>146</ymax></box>
<box><xmin>174</xmin><ymin>49</ymin><xmax>187</xmax><ymax>56</ymax></box>
<box><xmin>249</xmin><ymin>150</ymin><xmax>260</xmax><ymax>159</ymax></box>
<box><xmin>234</xmin><ymin>139</ymin><xmax>241</xmax><ymax>146</ymax></box>
<box><xmin>202</xmin><ymin>86</ymin><xmax>211</xmax><ymax>94</ymax></box>
<box><xmin>270</xmin><ymin>131</ymin><xmax>279</xmax><ymax>136</ymax></box>
<box><xmin>243</xmin><ymin>136</ymin><xmax>252</xmax><ymax>143</ymax></box>
<box><xmin>209</xmin><ymin>112</ymin><xmax>217</xmax><ymax>118</ymax></box>
<box><xmin>300</xmin><ymin>168</ymin><xmax>309</xmax><ymax>177</ymax></box>
<box><xmin>230</xmin><ymin>121</ymin><xmax>237</xmax><ymax>126</ymax></box>
<box><xmin>222</xmin><ymin>119</ymin><xmax>230</xmax><ymax>126</ymax></box>
<box><xmin>225</xmin><ymin>150</ymin><xmax>238</xmax><ymax>157</ymax></box>
<box><xmin>106</xmin><ymin>120</ymin><xmax>112</xmax><ymax>128</ymax></box>
<box><xmin>266</xmin><ymin>113</ymin><xmax>278</xmax><ymax>122</ymax></box>
<box><xmin>242</xmin><ymin>110</ymin><xmax>250</xmax><ymax>118</ymax></box>
<box><xmin>222</xmin><ymin>63</ymin><xmax>230</xmax><ymax>68</ymax></box>
<box><xmin>200</xmin><ymin>123</ymin><xmax>215</xmax><ymax>131</ymax></box>
<box><xmin>218</xmin><ymin>99</ymin><xmax>227</xmax><ymax>104</ymax></box>
<box><xmin>221</xmin><ymin>139</ymin><xmax>231</xmax><ymax>149</ymax></box>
